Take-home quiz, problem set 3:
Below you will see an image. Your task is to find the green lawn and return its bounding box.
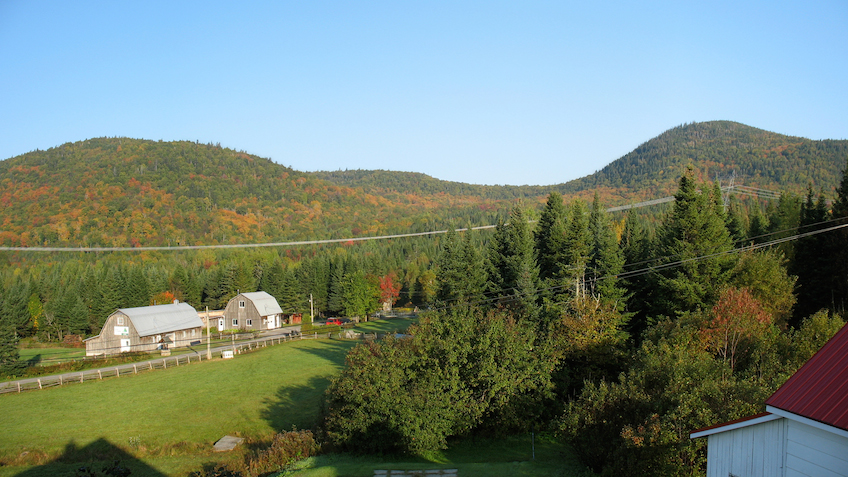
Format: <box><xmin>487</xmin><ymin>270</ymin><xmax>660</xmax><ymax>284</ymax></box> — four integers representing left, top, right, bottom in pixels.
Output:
<box><xmin>0</xmin><ymin>316</ymin><xmax>589</xmax><ymax>477</ymax></box>
<box><xmin>0</xmin><ymin>338</ymin><xmax>359</xmax><ymax>475</ymax></box>
<box><xmin>17</xmin><ymin>347</ymin><xmax>85</xmax><ymax>366</ymax></box>
<box><xmin>352</xmin><ymin>316</ymin><xmax>418</xmax><ymax>334</ymax></box>
<box><xmin>284</xmin><ymin>434</ymin><xmax>590</xmax><ymax>477</ymax></box>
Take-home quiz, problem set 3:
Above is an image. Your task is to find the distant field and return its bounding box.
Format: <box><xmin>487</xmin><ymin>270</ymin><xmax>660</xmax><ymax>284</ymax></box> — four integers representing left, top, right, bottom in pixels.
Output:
<box><xmin>18</xmin><ymin>347</ymin><xmax>85</xmax><ymax>365</ymax></box>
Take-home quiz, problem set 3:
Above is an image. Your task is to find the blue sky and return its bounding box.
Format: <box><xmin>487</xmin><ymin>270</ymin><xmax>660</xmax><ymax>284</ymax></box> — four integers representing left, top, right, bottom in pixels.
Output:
<box><xmin>1</xmin><ymin>1</ymin><xmax>846</xmax><ymax>186</ymax></box>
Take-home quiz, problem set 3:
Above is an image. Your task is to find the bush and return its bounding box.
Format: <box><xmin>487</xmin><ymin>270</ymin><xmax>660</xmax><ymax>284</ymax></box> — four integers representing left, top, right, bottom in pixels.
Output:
<box><xmin>190</xmin><ymin>430</ymin><xmax>318</xmax><ymax>477</ymax></box>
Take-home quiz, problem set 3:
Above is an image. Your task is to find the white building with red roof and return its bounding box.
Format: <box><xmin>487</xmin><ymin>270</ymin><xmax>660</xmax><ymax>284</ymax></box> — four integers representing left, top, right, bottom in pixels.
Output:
<box><xmin>690</xmin><ymin>322</ymin><xmax>848</xmax><ymax>477</ymax></box>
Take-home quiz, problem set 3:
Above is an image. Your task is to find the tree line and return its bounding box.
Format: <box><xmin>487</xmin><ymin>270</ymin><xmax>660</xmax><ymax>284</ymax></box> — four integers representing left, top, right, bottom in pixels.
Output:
<box><xmin>321</xmin><ymin>162</ymin><xmax>848</xmax><ymax>476</ymax></box>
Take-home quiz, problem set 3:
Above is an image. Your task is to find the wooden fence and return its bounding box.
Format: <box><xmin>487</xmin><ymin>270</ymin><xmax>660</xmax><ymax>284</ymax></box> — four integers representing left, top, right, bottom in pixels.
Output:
<box><xmin>0</xmin><ymin>331</ymin><xmax>332</xmax><ymax>395</ymax></box>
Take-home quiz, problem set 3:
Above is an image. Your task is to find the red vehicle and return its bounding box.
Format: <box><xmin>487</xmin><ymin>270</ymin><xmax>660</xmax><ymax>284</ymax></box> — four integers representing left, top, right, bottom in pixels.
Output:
<box><xmin>325</xmin><ymin>318</ymin><xmax>343</xmax><ymax>326</ymax></box>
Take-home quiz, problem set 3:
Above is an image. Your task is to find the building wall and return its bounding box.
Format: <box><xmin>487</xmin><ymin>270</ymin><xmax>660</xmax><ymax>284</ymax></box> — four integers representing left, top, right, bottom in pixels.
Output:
<box><xmin>224</xmin><ymin>295</ymin><xmax>262</xmax><ymax>331</ymax></box>
<box><xmin>785</xmin><ymin>420</ymin><xmax>848</xmax><ymax>477</ymax></box>
<box><xmin>86</xmin><ymin>311</ymin><xmax>203</xmax><ymax>356</ymax></box>
<box><xmin>706</xmin><ymin>418</ymin><xmax>786</xmax><ymax>477</ymax></box>
<box><xmin>85</xmin><ymin>312</ymin><xmax>138</xmax><ymax>357</ymax></box>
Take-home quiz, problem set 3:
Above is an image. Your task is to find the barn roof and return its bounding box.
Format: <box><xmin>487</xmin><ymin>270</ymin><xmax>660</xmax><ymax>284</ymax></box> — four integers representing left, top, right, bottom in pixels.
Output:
<box><xmin>765</xmin><ymin>322</ymin><xmax>848</xmax><ymax>432</ymax></box>
<box><xmin>240</xmin><ymin>291</ymin><xmax>283</xmax><ymax>316</ymax></box>
<box><xmin>120</xmin><ymin>302</ymin><xmax>203</xmax><ymax>337</ymax></box>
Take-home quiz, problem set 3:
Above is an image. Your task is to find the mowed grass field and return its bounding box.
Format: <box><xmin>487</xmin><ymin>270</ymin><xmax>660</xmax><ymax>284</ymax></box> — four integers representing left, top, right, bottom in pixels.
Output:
<box><xmin>0</xmin><ymin>337</ymin><xmax>360</xmax><ymax>475</ymax></box>
<box><xmin>1</xmin><ymin>317</ymin><xmax>590</xmax><ymax>476</ymax></box>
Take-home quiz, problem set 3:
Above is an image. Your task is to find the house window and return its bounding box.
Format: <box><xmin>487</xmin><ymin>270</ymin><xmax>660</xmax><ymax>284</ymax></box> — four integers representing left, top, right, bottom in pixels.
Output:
<box><xmin>117</xmin><ymin>316</ymin><xmax>124</xmax><ymax>326</ymax></box>
<box><xmin>232</xmin><ymin>319</ymin><xmax>238</xmax><ymax>326</ymax></box>
<box><xmin>247</xmin><ymin>319</ymin><xmax>252</xmax><ymax>326</ymax></box>
<box><xmin>191</xmin><ymin>329</ymin><xmax>196</xmax><ymax>337</ymax></box>
<box><xmin>239</xmin><ymin>301</ymin><xmax>246</xmax><ymax>308</ymax></box>
<box><xmin>182</xmin><ymin>331</ymin><xmax>187</xmax><ymax>338</ymax></box>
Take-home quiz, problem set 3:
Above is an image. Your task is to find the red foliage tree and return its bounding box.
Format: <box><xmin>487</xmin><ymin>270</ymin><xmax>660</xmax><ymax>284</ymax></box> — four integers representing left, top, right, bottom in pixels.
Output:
<box><xmin>379</xmin><ymin>272</ymin><xmax>401</xmax><ymax>311</ymax></box>
<box><xmin>701</xmin><ymin>286</ymin><xmax>772</xmax><ymax>373</ymax></box>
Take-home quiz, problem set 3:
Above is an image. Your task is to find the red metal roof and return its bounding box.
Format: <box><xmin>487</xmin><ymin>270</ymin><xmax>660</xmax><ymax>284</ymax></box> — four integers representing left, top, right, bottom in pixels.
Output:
<box><xmin>690</xmin><ymin>412</ymin><xmax>773</xmax><ymax>438</ymax></box>
<box><xmin>765</xmin><ymin>322</ymin><xmax>848</xmax><ymax>431</ymax></box>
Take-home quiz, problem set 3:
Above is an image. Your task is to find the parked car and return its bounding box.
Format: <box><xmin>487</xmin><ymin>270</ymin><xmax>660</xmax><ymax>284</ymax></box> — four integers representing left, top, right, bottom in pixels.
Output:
<box><xmin>326</xmin><ymin>318</ymin><xmax>343</xmax><ymax>326</ymax></box>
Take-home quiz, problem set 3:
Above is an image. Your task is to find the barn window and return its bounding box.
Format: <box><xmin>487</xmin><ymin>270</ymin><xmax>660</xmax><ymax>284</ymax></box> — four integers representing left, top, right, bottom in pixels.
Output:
<box><xmin>239</xmin><ymin>301</ymin><xmax>245</xmax><ymax>308</ymax></box>
<box><xmin>232</xmin><ymin>319</ymin><xmax>238</xmax><ymax>326</ymax></box>
<box><xmin>247</xmin><ymin>319</ymin><xmax>252</xmax><ymax>326</ymax></box>
<box><xmin>117</xmin><ymin>316</ymin><xmax>124</xmax><ymax>325</ymax></box>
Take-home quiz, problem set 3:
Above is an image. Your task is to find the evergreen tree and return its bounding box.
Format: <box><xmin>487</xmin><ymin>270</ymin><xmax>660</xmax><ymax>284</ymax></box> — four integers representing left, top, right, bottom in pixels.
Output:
<box><xmin>588</xmin><ymin>192</ymin><xmax>626</xmax><ymax>308</ymax></box>
<box><xmin>125</xmin><ymin>266</ymin><xmax>150</xmax><ymax>308</ymax></box>
<box><xmin>259</xmin><ymin>261</ymin><xmax>286</xmax><ymax>300</ymax></box>
<box><xmin>486</xmin><ymin>205</ymin><xmax>540</xmax><ymax>319</ymax></box>
<box><xmin>652</xmin><ymin>170</ymin><xmax>735</xmax><ymax>316</ymax></box>
<box><xmin>1</xmin><ymin>281</ymin><xmax>32</xmax><ymax>338</ymax></box>
<box><xmin>792</xmin><ymin>187</ymin><xmax>832</xmax><ymax>322</ymax></box>
<box><xmin>830</xmin><ymin>158</ymin><xmax>848</xmax><ymax>313</ymax></box>
<box><xmin>747</xmin><ymin>203</ymin><xmax>769</xmax><ymax>244</ymax></box>
<box><xmin>278</xmin><ymin>268</ymin><xmax>303</xmax><ymax>313</ymax></box>
<box><xmin>766</xmin><ymin>192</ymin><xmax>802</xmax><ymax>261</ymax></box>
<box><xmin>562</xmin><ymin>199</ymin><xmax>591</xmax><ymax>300</ymax></box>
<box><xmin>620</xmin><ymin>211</ymin><xmax>653</xmax><ymax>335</ymax></box>
<box><xmin>0</xmin><ymin>322</ymin><xmax>24</xmax><ymax>376</ymax></box>
<box><xmin>535</xmin><ymin>192</ymin><xmax>568</xmax><ymax>284</ymax></box>
<box><xmin>724</xmin><ymin>195</ymin><xmax>747</xmax><ymax>243</ymax></box>
<box><xmin>436</xmin><ymin>228</ymin><xmax>486</xmax><ymax>306</ymax></box>
<box><xmin>327</xmin><ymin>259</ymin><xmax>346</xmax><ymax>315</ymax></box>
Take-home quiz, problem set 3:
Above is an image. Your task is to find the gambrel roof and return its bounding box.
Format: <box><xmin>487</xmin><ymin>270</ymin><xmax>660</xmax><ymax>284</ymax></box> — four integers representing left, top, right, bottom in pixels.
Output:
<box><xmin>238</xmin><ymin>291</ymin><xmax>283</xmax><ymax>316</ymax></box>
<box><xmin>765</xmin><ymin>322</ymin><xmax>848</xmax><ymax>432</ymax></box>
<box><xmin>119</xmin><ymin>302</ymin><xmax>203</xmax><ymax>337</ymax></box>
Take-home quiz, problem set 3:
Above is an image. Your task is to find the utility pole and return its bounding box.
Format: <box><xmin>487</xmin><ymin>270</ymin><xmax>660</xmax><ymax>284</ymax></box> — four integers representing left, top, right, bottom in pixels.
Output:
<box><xmin>206</xmin><ymin>306</ymin><xmax>212</xmax><ymax>360</ymax></box>
<box><xmin>309</xmin><ymin>293</ymin><xmax>314</xmax><ymax>323</ymax></box>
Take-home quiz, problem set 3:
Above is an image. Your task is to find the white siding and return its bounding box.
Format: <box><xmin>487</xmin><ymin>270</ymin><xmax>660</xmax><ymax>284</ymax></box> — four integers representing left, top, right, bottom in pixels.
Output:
<box><xmin>785</xmin><ymin>420</ymin><xmax>848</xmax><ymax>477</ymax></box>
<box><xmin>706</xmin><ymin>418</ymin><xmax>786</xmax><ymax>477</ymax></box>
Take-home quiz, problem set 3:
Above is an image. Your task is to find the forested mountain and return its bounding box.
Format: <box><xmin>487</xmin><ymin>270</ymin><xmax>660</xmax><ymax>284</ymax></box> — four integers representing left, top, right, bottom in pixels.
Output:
<box><xmin>313</xmin><ymin>121</ymin><xmax>848</xmax><ymax>203</ymax></box>
<box><xmin>0</xmin><ymin>138</ymin><xmax>510</xmax><ymax>250</ymax></box>
<box><xmin>0</xmin><ymin>122</ymin><xmax>845</xmax><ymax>251</ymax></box>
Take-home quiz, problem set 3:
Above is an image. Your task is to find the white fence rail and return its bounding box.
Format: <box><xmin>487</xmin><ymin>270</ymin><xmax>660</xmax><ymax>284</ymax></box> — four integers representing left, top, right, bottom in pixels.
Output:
<box><xmin>0</xmin><ymin>332</ymin><xmax>331</xmax><ymax>395</ymax></box>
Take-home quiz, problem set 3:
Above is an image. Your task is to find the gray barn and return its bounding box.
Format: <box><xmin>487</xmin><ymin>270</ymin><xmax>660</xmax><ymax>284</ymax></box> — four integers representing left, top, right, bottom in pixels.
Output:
<box><xmin>85</xmin><ymin>302</ymin><xmax>203</xmax><ymax>357</ymax></box>
<box><xmin>219</xmin><ymin>291</ymin><xmax>283</xmax><ymax>332</ymax></box>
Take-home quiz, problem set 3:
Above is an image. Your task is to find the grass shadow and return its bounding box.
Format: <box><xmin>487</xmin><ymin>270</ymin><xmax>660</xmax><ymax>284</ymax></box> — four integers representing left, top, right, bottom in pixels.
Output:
<box><xmin>11</xmin><ymin>438</ymin><xmax>166</xmax><ymax>477</ymax></box>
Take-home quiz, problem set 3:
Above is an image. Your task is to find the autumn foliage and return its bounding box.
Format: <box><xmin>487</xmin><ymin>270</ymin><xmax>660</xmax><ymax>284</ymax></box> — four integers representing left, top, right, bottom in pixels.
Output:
<box><xmin>701</xmin><ymin>287</ymin><xmax>772</xmax><ymax>372</ymax></box>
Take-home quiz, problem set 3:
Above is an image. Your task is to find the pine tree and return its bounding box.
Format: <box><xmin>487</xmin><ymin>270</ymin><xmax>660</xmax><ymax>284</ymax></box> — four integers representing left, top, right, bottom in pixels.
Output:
<box><xmin>278</xmin><ymin>269</ymin><xmax>303</xmax><ymax>313</ymax></box>
<box><xmin>830</xmin><ymin>158</ymin><xmax>848</xmax><ymax>313</ymax></box>
<box><xmin>792</xmin><ymin>187</ymin><xmax>833</xmax><ymax>322</ymax></box>
<box><xmin>535</xmin><ymin>192</ymin><xmax>568</xmax><ymax>284</ymax></box>
<box><xmin>327</xmin><ymin>259</ymin><xmax>346</xmax><ymax>315</ymax></box>
<box><xmin>620</xmin><ymin>211</ymin><xmax>654</xmax><ymax>337</ymax></box>
<box><xmin>562</xmin><ymin>199</ymin><xmax>591</xmax><ymax>300</ymax></box>
<box><xmin>652</xmin><ymin>170</ymin><xmax>735</xmax><ymax>316</ymax></box>
<box><xmin>588</xmin><ymin>192</ymin><xmax>626</xmax><ymax>308</ymax></box>
<box><xmin>748</xmin><ymin>203</ymin><xmax>769</xmax><ymax>244</ymax></box>
<box><xmin>486</xmin><ymin>205</ymin><xmax>540</xmax><ymax>319</ymax></box>
<box><xmin>436</xmin><ymin>228</ymin><xmax>487</xmax><ymax>306</ymax></box>
<box><xmin>724</xmin><ymin>195</ymin><xmax>746</xmax><ymax>243</ymax></box>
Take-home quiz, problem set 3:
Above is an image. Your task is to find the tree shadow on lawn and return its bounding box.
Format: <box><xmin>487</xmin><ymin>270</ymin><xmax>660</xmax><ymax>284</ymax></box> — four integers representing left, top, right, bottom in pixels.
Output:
<box><xmin>259</xmin><ymin>341</ymin><xmax>359</xmax><ymax>434</ymax></box>
<box><xmin>12</xmin><ymin>438</ymin><xmax>166</xmax><ymax>477</ymax></box>
<box><xmin>260</xmin><ymin>374</ymin><xmax>336</xmax><ymax>432</ymax></box>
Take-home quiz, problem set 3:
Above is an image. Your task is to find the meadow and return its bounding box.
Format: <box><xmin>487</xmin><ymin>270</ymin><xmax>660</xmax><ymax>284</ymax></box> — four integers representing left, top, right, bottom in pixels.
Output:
<box><xmin>0</xmin><ymin>317</ymin><xmax>588</xmax><ymax>476</ymax></box>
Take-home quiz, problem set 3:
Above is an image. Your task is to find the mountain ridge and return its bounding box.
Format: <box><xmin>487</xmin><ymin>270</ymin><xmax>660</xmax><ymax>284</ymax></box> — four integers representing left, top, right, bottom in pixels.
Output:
<box><xmin>1</xmin><ymin>121</ymin><xmax>845</xmax><ymax>249</ymax></box>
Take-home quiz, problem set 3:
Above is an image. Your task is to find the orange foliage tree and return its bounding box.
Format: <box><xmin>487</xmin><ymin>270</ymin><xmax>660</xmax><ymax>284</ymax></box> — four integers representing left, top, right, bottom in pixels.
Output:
<box><xmin>701</xmin><ymin>286</ymin><xmax>772</xmax><ymax>373</ymax></box>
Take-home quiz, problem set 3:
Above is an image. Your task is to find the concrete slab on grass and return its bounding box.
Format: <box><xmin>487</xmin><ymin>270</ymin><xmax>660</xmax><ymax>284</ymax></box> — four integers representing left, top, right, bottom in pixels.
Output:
<box><xmin>213</xmin><ymin>435</ymin><xmax>245</xmax><ymax>452</ymax></box>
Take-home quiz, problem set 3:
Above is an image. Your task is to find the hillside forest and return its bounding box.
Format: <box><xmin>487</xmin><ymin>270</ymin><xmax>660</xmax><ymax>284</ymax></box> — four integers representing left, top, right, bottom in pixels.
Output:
<box><xmin>0</xmin><ymin>121</ymin><xmax>847</xmax><ymax>475</ymax></box>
